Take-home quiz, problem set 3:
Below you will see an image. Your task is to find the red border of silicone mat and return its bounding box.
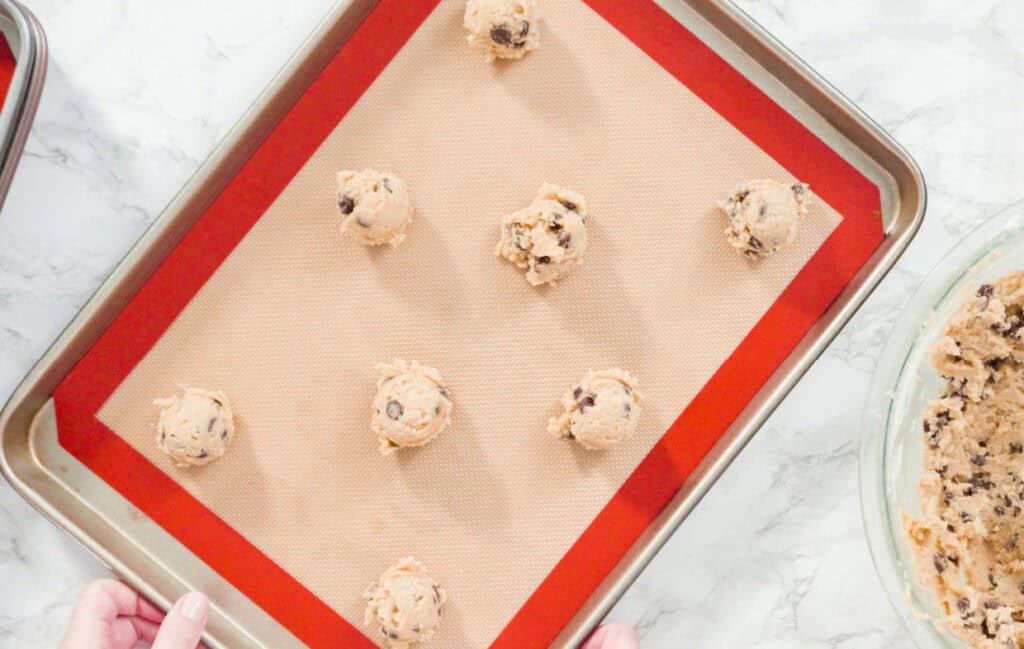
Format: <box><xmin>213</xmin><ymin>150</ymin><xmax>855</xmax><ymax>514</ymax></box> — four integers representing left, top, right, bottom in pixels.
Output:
<box><xmin>0</xmin><ymin>36</ymin><xmax>16</xmax><ymax>104</ymax></box>
<box><xmin>52</xmin><ymin>0</ymin><xmax>883</xmax><ymax>647</ymax></box>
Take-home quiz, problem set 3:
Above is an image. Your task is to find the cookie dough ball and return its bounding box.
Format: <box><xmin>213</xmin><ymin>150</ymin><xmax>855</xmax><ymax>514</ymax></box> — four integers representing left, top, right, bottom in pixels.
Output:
<box><xmin>496</xmin><ymin>184</ymin><xmax>588</xmax><ymax>286</ymax></box>
<box><xmin>720</xmin><ymin>179</ymin><xmax>810</xmax><ymax>259</ymax></box>
<box><xmin>464</xmin><ymin>0</ymin><xmax>539</xmax><ymax>62</ymax></box>
<box><xmin>548</xmin><ymin>369</ymin><xmax>642</xmax><ymax>450</ymax></box>
<box><xmin>364</xmin><ymin>557</ymin><xmax>446</xmax><ymax>649</ymax></box>
<box><xmin>337</xmin><ymin>169</ymin><xmax>413</xmax><ymax>247</ymax></box>
<box><xmin>153</xmin><ymin>387</ymin><xmax>235</xmax><ymax>467</ymax></box>
<box><xmin>371</xmin><ymin>359</ymin><xmax>452</xmax><ymax>455</ymax></box>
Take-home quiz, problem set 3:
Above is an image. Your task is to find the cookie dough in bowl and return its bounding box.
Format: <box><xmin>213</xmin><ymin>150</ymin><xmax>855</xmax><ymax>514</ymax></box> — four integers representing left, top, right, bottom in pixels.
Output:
<box><xmin>549</xmin><ymin>369</ymin><xmax>642</xmax><ymax>450</ymax></box>
<box><xmin>153</xmin><ymin>387</ymin><xmax>235</xmax><ymax>468</ymax></box>
<box><xmin>364</xmin><ymin>556</ymin><xmax>446</xmax><ymax>648</ymax></box>
<box><xmin>496</xmin><ymin>183</ymin><xmax>588</xmax><ymax>286</ymax></box>
<box><xmin>904</xmin><ymin>273</ymin><xmax>1024</xmax><ymax>648</ymax></box>
<box><xmin>337</xmin><ymin>169</ymin><xmax>413</xmax><ymax>247</ymax></box>
<box><xmin>720</xmin><ymin>179</ymin><xmax>810</xmax><ymax>259</ymax></box>
<box><xmin>371</xmin><ymin>359</ymin><xmax>453</xmax><ymax>455</ymax></box>
<box><xmin>464</xmin><ymin>0</ymin><xmax>539</xmax><ymax>62</ymax></box>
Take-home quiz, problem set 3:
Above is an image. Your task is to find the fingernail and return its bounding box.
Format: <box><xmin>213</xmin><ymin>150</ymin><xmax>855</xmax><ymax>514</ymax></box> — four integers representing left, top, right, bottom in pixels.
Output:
<box><xmin>180</xmin><ymin>592</ymin><xmax>209</xmax><ymax>622</ymax></box>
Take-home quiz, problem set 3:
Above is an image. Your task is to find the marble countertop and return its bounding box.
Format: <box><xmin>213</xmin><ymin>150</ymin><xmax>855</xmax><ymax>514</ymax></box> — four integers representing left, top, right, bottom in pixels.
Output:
<box><xmin>2</xmin><ymin>0</ymin><xmax>1021</xmax><ymax>646</ymax></box>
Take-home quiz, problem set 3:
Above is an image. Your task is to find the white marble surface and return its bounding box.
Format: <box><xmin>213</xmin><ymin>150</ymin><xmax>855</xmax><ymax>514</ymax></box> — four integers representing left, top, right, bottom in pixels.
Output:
<box><xmin>1</xmin><ymin>0</ymin><xmax>1021</xmax><ymax>646</ymax></box>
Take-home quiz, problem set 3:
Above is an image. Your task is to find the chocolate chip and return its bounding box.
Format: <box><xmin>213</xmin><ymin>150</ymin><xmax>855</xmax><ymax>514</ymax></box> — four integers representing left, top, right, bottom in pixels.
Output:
<box><xmin>985</xmin><ymin>357</ymin><xmax>1005</xmax><ymax>370</ymax></box>
<box><xmin>412</xmin><ymin>624</ymin><xmax>421</xmax><ymax>634</ymax></box>
<box><xmin>978</xmin><ymin>284</ymin><xmax>995</xmax><ymax>298</ymax></box>
<box><xmin>435</xmin><ymin>405</ymin><xmax>441</xmax><ymax>416</ymax></box>
<box><xmin>990</xmin><ymin>572</ymin><xmax>998</xmax><ymax>587</ymax></box>
<box><xmin>949</xmin><ymin>553</ymin><xmax>959</xmax><ymax>565</ymax></box>
<box><xmin>947</xmin><ymin>523</ymin><xmax>956</xmax><ymax>532</ymax></box>
<box><xmin>221</xmin><ymin>430</ymin><xmax>228</xmax><ymax>440</ymax></box>
<box><xmin>1007</xmin><ymin>535</ymin><xmax>1019</xmax><ymax>550</ymax></box>
<box><xmin>735</xmin><ymin>189</ymin><xmax>750</xmax><ymax>202</ymax></box>
<box><xmin>943</xmin><ymin>491</ymin><xmax>954</xmax><ymax>505</ymax></box>
<box><xmin>211</xmin><ymin>398</ymin><xmax>223</xmax><ymax>408</ymax></box>
<box><xmin>1015</xmin><ymin>507</ymin><xmax>1022</xmax><ymax>517</ymax></box>
<box><xmin>933</xmin><ymin>553</ymin><xmax>948</xmax><ymax>573</ymax></box>
<box><xmin>439</xmin><ymin>386</ymin><xmax>450</xmax><ymax>400</ymax></box>
<box><xmin>1004</xmin><ymin>495</ymin><xmax>1013</xmax><ymax>508</ymax></box>
<box><xmin>549</xmin><ymin>221</ymin><xmax>563</xmax><ymax>232</ymax></box>
<box><xmin>748</xmin><ymin>236</ymin><xmax>764</xmax><ymax>250</ymax></box>
<box><xmin>382</xmin><ymin>177</ymin><xmax>392</xmax><ymax>193</ymax></box>
<box><xmin>982</xmin><ymin>617</ymin><xmax>995</xmax><ymax>639</ymax></box>
<box><xmin>995</xmin><ymin>505</ymin><xmax>1006</xmax><ymax>516</ymax></box>
<box><xmin>759</xmin><ymin>203</ymin><xmax>767</xmax><ymax>218</ymax></box>
<box><xmin>558</xmin><ymin>232</ymin><xmax>572</xmax><ymax>248</ymax></box>
<box><xmin>792</xmin><ymin>183</ymin><xmax>806</xmax><ymax>197</ymax></box>
<box><xmin>208</xmin><ymin>418</ymin><xmax>217</xmax><ymax>433</ymax></box>
<box><xmin>578</xmin><ymin>395</ymin><xmax>595</xmax><ymax>413</ymax></box>
<box><xmin>535</xmin><ymin>255</ymin><xmax>551</xmax><ymax>264</ymax></box>
<box><xmin>623</xmin><ymin>402</ymin><xmax>632</xmax><ymax>416</ymax></box>
<box><xmin>386</xmin><ymin>400</ymin><xmax>403</xmax><ymax>420</ymax></box>
<box><xmin>560</xmin><ymin>200</ymin><xmax>578</xmax><ymax>212</ymax></box>
<box><xmin>1011</xmin><ymin>443</ymin><xmax>1023</xmax><ymax>454</ymax></box>
<box><xmin>962</xmin><ymin>511</ymin><xmax>975</xmax><ymax>522</ymax></box>
<box><xmin>972</xmin><ymin>454</ymin><xmax>987</xmax><ymax>466</ymax></box>
<box><xmin>338</xmin><ymin>195</ymin><xmax>355</xmax><ymax>215</ymax></box>
<box><xmin>573</xmin><ymin>387</ymin><xmax>583</xmax><ymax>400</ymax></box>
<box><xmin>490</xmin><ymin>26</ymin><xmax>513</xmax><ymax>45</ymax></box>
<box><xmin>958</xmin><ymin>596</ymin><xmax>971</xmax><ymax>614</ymax></box>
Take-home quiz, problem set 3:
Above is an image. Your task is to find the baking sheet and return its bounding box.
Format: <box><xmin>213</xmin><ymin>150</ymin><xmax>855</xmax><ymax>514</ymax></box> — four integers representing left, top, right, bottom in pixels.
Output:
<box><xmin>3</xmin><ymin>0</ymin><xmax>911</xmax><ymax>647</ymax></box>
<box><xmin>92</xmin><ymin>1</ymin><xmax>846</xmax><ymax>646</ymax></box>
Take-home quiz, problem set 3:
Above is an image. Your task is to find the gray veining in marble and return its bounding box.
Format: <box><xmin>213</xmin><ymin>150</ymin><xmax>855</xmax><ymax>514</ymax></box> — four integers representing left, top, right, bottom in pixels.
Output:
<box><xmin>2</xmin><ymin>0</ymin><xmax>1022</xmax><ymax>646</ymax></box>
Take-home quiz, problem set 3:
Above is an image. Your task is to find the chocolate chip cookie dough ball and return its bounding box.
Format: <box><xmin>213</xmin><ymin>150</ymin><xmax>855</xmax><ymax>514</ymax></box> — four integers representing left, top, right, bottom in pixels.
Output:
<box><xmin>337</xmin><ymin>169</ymin><xmax>413</xmax><ymax>247</ymax></box>
<box><xmin>371</xmin><ymin>359</ymin><xmax>452</xmax><ymax>455</ymax></box>
<box><xmin>549</xmin><ymin>369</ymin><xmax>642</xmax><ymax>450</ymax></box>
<box><xmin>154</xmin><ymin>387</ymin><xmax>235</xmax><ymax>467</ymax></box>
<box><xmin>496</xmin><ymin>184</ymin><xmax>588</xmax><ymax>286</ymax></box>
<box><xmin>720</xmin><ymin>179</ymin><xmax>810</xmax><ymax>259</ymax></box>
<box><xmin>464</xmin><ymin>0</ymin><xmax>539</xmax><ymax>62</ymax></box>
<box><xmin>364</xmin><ymin>557</ymin><xmax>446</xmax><ymax>648</ymax></box>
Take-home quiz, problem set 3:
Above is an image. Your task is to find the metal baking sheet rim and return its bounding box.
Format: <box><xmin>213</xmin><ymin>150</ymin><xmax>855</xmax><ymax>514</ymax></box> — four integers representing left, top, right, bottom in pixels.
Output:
<box><xmin>0</xmin><ymin>0</ymin><xmax>47</xmax><ymax>212</ymax></box>
<box><xmin>0</xmin><ymin>1</ymin><xmax>925</xmax><ymax>647</ymax></box>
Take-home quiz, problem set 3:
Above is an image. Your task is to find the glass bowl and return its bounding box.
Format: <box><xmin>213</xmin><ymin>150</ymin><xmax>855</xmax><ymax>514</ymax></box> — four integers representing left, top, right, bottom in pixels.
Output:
<box><xmin>861</xmin><ymin>208</ymin><xmax>1024</xmax><ymax>648</ymax></box>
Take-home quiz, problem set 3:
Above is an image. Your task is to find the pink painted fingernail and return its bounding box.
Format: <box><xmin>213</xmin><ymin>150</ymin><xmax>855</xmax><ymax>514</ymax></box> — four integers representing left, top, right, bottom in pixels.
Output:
<box><xmin>180</xmin><ymin>592</ymin><xmax>209</xmax><ymax>622</ymax></box>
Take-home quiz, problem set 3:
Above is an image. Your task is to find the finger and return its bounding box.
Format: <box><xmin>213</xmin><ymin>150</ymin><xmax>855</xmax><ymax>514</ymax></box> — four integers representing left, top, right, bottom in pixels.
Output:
<box><xmin>580</xmin><ymin>622</ymin><xmax>640</xmax><ymax>649</ymax></box>
<box><xmin>116</xmin><ymin>578</ymin><xmax>167</xmax><ymax>624</ymax></box>
<box><xmin>136</xmin><ymin>595</ymin><xmax>167</xmax><ymax>624</ymax></box>
<box><xmin>108</xmin><ymin>616</ymin><xmax>160</xmax><ymax>648</ymax></box>
<box><xmin>152</xmin><ymin>592</ymin><xmax>209</xmax><ymax>649</ymax></box>
<box><xmin>72</xmin><ymin>580</ymin><xmax>142</xmax><ymax>623</ymax></box>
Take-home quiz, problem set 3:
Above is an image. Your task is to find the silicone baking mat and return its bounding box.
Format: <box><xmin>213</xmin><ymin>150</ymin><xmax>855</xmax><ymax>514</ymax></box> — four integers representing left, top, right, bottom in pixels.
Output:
<box><xmin>52</xmin><ymin>0</ymin><xmax>883</xmax><ymax>647</ymax></box>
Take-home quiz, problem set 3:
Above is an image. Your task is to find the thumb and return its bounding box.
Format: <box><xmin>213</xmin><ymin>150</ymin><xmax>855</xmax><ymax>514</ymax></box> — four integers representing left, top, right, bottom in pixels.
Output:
<box><xmin>152</xmin><ymin>592</ymin><xmax>209</xmax><ymax>649</ymax></box>
<box><xmin>581</xmin><ymin>622</ymin><xmax>640</xmax><ymax>649</ymax></box>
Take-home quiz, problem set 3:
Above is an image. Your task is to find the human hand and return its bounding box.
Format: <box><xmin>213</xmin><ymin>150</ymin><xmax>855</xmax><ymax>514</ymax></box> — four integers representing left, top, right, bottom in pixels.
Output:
<box><xmin>59</xmin><ymin>579</ymin><xmax>209</xmax><ymax>649</ymax></box>
<box><xmin>582</xmin><ymin>622</ymin><xmax>640</xmax><ymax>649</ymax></box>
